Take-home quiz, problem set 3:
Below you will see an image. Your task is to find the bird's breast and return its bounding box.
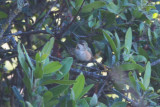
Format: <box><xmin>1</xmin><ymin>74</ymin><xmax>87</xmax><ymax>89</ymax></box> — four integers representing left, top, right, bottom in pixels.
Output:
<box><xmin>74</xmin><ymin>49</ymin><xmax>92</xmax><ymax>61</ymax></box>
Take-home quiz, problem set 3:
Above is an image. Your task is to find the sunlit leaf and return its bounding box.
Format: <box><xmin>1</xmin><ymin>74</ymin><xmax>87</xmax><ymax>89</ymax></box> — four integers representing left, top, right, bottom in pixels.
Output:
<box><xmin>44</xmin><ymin>61</ymin><xmax>62</xmax><ymax>74</ymax></box>
<box><xmin>42</xmin><ymin>37</ymin><xmax>54</xmax><ymax>56</ymax></box>
<box><xmin>152</xmin><ymin>13</ymin><xmax>158</xmax><ymax>19</ymax></box>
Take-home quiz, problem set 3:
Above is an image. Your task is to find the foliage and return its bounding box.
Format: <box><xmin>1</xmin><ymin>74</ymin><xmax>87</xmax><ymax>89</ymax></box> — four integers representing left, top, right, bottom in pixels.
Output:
<box><xmin>0</xmin><ymin>0</ymin><xmax>160</xmax><ymax>107</ymax></box>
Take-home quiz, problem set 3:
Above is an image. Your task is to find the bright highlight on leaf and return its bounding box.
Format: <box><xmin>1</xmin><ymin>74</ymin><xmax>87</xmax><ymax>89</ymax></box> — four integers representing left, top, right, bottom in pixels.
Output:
<box><xmin>152</xmin><ymin>13</ymin><xmax>158</xmax><ymax>19</ymax></box>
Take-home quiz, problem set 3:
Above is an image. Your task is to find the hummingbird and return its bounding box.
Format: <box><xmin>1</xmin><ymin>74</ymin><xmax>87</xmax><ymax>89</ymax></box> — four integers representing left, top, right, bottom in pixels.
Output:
<box><xmin>74</xmin><ymin>40</ymin><xmax>93</xmax><ymax>62</ymax></box>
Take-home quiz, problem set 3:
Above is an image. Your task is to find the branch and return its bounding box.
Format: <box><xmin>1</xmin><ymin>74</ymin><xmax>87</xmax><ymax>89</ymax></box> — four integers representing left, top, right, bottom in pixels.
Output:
<box><xmin>112</xmin><ymin>88</ymin><xmax>138</xmax><ymax>106</ymax></box>
<box><xmin>59</xmin><ymin>0</ymin><xmax>86</xmax><ymax>36</ymax></box>
<box><xmin>151</xmin><ymin>58</ymin><xmax>160</xmax><ymax>66</ymax></box>
<box><xmin>0</xmin><ymin>3</ymin><xmax>29</xmax><ymax>39</ymax></box>
<box><xmin>0</xmin><ymin>54</ymin><xmax>17</xmax><ymax>64</ymax></box>
<box><xmin>37</xmin><ymin>1</ymin><xmax>58</xmax><ymax>29</ymax></box>
<box><xmin>70</xmin><ymin>68</ymin><xmax>107</xmax><ymax>80</ymax></box>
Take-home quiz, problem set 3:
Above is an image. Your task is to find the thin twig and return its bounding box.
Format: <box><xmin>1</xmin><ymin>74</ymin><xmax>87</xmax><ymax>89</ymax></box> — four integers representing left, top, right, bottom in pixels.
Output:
<box><xmin>151</xmin><ymin>59</ymin><xmax>160</xmax><ymax>66</ymax></box>
<box><xmin>0</xmin><ymin>3</ymin><xmax>29</xmax><ymax>39</ymax></box>
<box><xmin>97</xmin><ymin>79</ymin><xmax>107</xmax><ymax>98</ymax></box>
<box><xmin>112</xmin><ymin>88</ymin><xmax>138</xmax><ymax>106</ymax></box>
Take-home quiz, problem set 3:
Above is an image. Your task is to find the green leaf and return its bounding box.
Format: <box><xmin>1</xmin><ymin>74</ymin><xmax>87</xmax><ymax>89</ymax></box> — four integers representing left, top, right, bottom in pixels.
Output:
<box><xmin>139</xmin><ymin>22</ymin><xmax>145</xmax><ymax>36</ymax></box>
<box><xmin>124</xmin><ymin>27</ymin><xmax>132</xmax><ymax>54</ymax></box>
<box><xmin>34</xmin><ymin>62</ymin><xmax>43</xmax><ymax>79</ymax></box>
<box><xmin>56</xmin><ymin>57</ymin><xmax>73</xmax><ymax>80</ymax></box>
<box><xmin>18</xmin><ymin>42</ymin><xmax>32</xmax><ymax>93</ymax></box>
<box><xmin>23</xmin><ymin>74</ymin><xmax>32</xmax><ymax>95</ymax></box>
<box><xmin>41</xmin><ymin>80</ymin><xmax>76</xmax><ymax>85</ymax></box>
<box><xmin>72</xmin><ymin>73</ymin><xmax>85</xmax><ymax>100</ymax></box>
<box><xmin>118</xmin><ymin>63</ymin><xmax>145</xmax><ymax>73</ymax></box>
<box><xmin>12</xmin><ymin>86</ymin><xmax>24</xmax><ymax>101</ymax></box>
<box><xmin>42</xmin><ymin>37</ymin><xmax>54</xmax><ymax>55</ymax></box>
<box><xmin>12</xmin><ymin>86</ymin><xmax>24</xmax><ymax>106</ymax></box>
<box><xmin>88</xmin><ymin>15</ymin><xmax>96</xmax><ymax>28</ymax></box>
<box><xmin>103</xmin><ymin>30</ymin><xmax>118</xmax><ymax>62</ymax></box>
<box><xmin>89</xmin><ymin>93</ymin><xmax>98</xmax><ymax>106</ymax></box>
<box><xmin>78</xmin><ymin>99</ymin><xmax>89</xmax><ymax>107</ymax></box>
<box><xmin>132</xmin><ymin>55</ymin><xmax>147</xmax><ymax>63</ymax></box>
<box><xmin>133</xmin><ymin>8</ymin><xmax>143</xmax><ymax>18</ymax></box>
<box><xmin>143</xmin><ymin>61</ymin><xmax>151</xmax><ymax>89</ymax></box>
<box><xmin>44</xmin><ymin>61</ymin><xmax>62</xmax><ymax>74</ymax></box>
<box><xmin>35</xmin><ymin>52</ymin><xmax>48</xmax><ymax>62</ymax></box>
<box><xmin>49</xmin><ymin>85</ymin><xmax>69</xmax><ymax>97</ymax></box>
<box><xmin>17</xmin><ymin>42</ymin><xmax>30</xmax><ymax>72</ymax></box>
<box><xmin>111</xmin><ymin>101</ymin><xmax>127</xmax><ymax>107</ymax></box>
<box><xmin>79</xmin><ymin>84</ymin><xmax>94</xmax><ymax>99</ymax></box>
<box><xmin>75</xmin><ymin>0</ymin><xmax>83</xmax><ymax>7</ymax></box>
<box><xmin>22</xmin><ymin>45</ymin><xmax>35</xmax><ymax>70</ymax></box>
<box><xmin>81</xmin><ymin>1</ymin><xmax>106</xmax><ymax>13</ymax></box>
<box><xmin>0</xmin><ymin>11</ymin><xmax>8</xmax><ymax>18</ymax></box>
<box><xmin>148</xmin><ymin>28</ymin><xmax>156</xmax><ymax>55</ymax></box>
<box><xmin>106</xmin><ymin>2</ymin><xmax>121</xmax><ymax>14</ymax></box>
<box><xmin>138</xmin><ymin>81</ymin><xmax>146</xmax><ymax>91</ymax></box>
<box><xmin>26</xmin><ymin>102</ymin><xmax>34</xmax><ymax>107</ymax></box>
<box><xmin>138</xmin><ymin>47</ymin><xmax>149</xmax><ymax>60</ymax></box>
<box><xmin>123</xmin><ymin>27</ymin><xmax>132</xmax><ymax>61</ymax></box>
<box><xmin>43</xmin><ymin>91</ymin><xmax>53</xmax><ymax>103</ymax></box>
<box><xmin>115</xmin><ymin>32</ymin><xmax>120</xmax><ymax>61</ymax></box>
<box><xmin>128</xmin><ymin>72</ymin><xmax>136</xmax><ymax>90</ymax></box>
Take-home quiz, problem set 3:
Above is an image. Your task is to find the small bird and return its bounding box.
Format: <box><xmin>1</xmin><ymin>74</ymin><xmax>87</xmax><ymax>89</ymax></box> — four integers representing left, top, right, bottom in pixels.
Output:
<box><xmin>74</xmin><ymin>40</ymin><xmax>93</xmax><ymax>61</ymax></box>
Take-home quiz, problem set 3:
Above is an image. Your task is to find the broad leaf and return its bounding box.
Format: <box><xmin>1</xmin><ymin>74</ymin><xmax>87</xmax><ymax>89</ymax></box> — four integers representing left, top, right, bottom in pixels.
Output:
<box><xmin>72</xmin><ymin>73</ymin><xmax>85</xmax><ymax>100</ymax></box>
<box><xmin>81</xmin><ymin>1</ymin><xmax>106</xmax><ymax>13</ymax></box>
<box><xmin>78</xmin><ymin>84</ymin><xmax>94</xmax><ymax>99</ymax></box>
<box><xmin>34</xmin><ymin>62</ymin><xmax>43</xmax><ymax>79</ymax></box>
<box><xmin>56</xmin><ymin>57</ymin><xmax>73</xmax><ymax>80</ymax></box>
<box><xmin>111</xmin><ymin>101</ymin><xmax>127</xmax><ymax>107</ymax></box>
<box><xmin>123</xmin><ymin>27</ymin><xmax>132</xmax><ymax>61</ymax></box>
<box><xmin>44</xmin><ymin>61</ymin><xmax>62</xmax><ymax>74</ymax></box>
<box><xmin>124</xmin><ymin>27</ymin><xmax>132</xmax><ymax>54</ymax></box>
<box><xmin>103</xmin><ymin>30</ymin><xmax>118</xmax><ymax>62</ymax></box>
<box><xmin>78</xmin><ymin>99</ymin><xmax>89</xmax><ymax>107</ymax></box>
<box><xmin>22</xmin><ymin>45</ymin><xmax>35</xmax><ymax>70</ymax></box>
<box><xmin>143</xmin><ymin>61</ymin><xmax>151</xmax><ymax>89</ymax></box>
<box><xmin>115</xmin><ymin>32</ymin><xmax>120</xmax><ymax>61</ymax></box>
<box><xmin>75</xmin><ymin>0</ymin><xmax>83</xmax><ymax>7</ymax></box>
<box><xmin>42</xmin><ymin>37</ymin><xmax>54</xmax><ymax>55</ymax></box>
<box><xmin>49</xmin><ymin>85</ymin><xmax>69</xmax><ymax>97</ymax></box>
<box><xmin>118</xmin><ymin>63</ymin><xmax>144</xmax><ymax>73</ymax></box>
